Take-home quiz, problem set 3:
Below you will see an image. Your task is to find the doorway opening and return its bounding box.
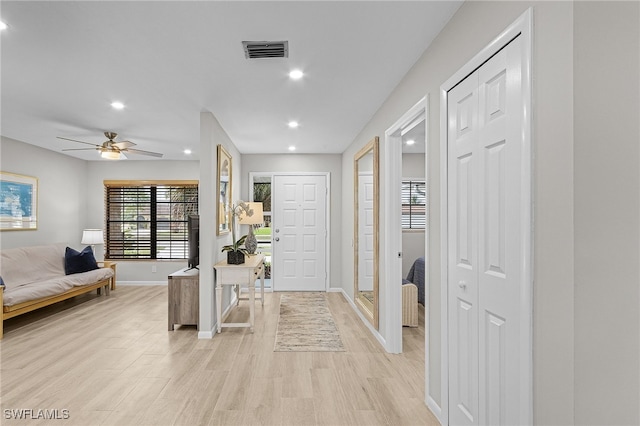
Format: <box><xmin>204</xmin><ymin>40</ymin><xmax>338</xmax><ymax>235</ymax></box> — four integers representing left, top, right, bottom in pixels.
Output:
<box><xmin>384</xmin><ymin>96</ymin><xmax>428</xmax><ymax>355</ymax></box>
<box><xmin>249</xmin><ymin>172</ymin><xmax>330</xmax><ymax>293</ymax></box>
<box><xmin>249</xmin><ymin>173</ymin><xmax>273</xmax><ymax>289</ymax></box>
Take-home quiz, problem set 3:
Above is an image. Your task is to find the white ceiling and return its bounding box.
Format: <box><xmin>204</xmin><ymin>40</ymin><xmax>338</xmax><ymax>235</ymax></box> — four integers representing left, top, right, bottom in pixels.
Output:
<box><xmin>0</xmin><ymin>1</ymin><xmax>461</xmax><ymax>161</ymax></box>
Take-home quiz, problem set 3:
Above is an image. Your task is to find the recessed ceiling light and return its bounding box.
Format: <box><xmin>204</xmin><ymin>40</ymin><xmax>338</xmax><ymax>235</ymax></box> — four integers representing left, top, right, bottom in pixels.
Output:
<box><xmin>288</xmin><ymin>146</ymin><xmax>296</xmax><ymax>151</ymax></box>
<box><xmin>0</xmin><ymin>21</ymin><xmax>8</xmax><ymax>31</ymax></box>
<box><xmin>288</xmin><ymin>121</ymin><xmax>299</xmax><ymax>129</ymax></box>
<box><xmin>406</xmin><ymin>139</ymin><xmax>415</xmax><ymax>145</ymax></box>
<box><xmin>111</xmin><ymin>101</ymin><xmax>125</xmax><ymax>110</ymax></box>
<box><xmin>183</xmin><ymin>149</ymin><xmax>192</xmax><ymax>155</ymax></box>
<box><xmin>289</xmin><ymin>69</ymin><xmax>304</xmax><ymax>80</ymax></box>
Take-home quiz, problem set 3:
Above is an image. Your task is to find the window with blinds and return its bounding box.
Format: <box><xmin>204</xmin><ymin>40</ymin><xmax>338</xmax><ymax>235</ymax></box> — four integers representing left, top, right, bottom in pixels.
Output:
<box><xmin>104</xmin><ymin>181</ymin><xmax>198</xmax><ymax>260</ymax></box>
<box><xmin>402</xmin><ymin>179</ymin><xmax>426</xmax><ymax>229</ymax></box>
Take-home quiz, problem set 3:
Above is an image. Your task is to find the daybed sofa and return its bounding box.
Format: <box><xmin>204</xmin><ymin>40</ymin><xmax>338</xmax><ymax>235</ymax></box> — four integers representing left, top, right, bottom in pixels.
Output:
<box><xmin>0</xmin><ymin>243</ymin><xmax>116</xmax><ymax>339</ymax></box>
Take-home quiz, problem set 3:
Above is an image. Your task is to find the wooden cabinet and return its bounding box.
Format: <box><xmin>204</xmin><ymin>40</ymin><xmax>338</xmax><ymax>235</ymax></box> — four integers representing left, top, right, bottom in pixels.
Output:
<box><xmin>168</xmin><ymin>268</ymin><xmax>199</xmax><ymax>330</ymax></box>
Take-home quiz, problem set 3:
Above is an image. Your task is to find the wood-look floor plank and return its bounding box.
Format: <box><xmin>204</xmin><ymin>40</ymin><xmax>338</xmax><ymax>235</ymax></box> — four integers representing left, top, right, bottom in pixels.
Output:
<box><xmin>0</xmin><ymin>286</ymin><xmax>436</xmax><ymax>425</ymax></box>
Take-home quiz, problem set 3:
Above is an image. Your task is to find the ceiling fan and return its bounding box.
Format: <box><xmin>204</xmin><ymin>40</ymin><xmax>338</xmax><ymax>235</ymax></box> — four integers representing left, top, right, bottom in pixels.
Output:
<box><xmin>58</xmin><ymin>131</ymin><xmax>163</xmax><ymax>160</ymax></box>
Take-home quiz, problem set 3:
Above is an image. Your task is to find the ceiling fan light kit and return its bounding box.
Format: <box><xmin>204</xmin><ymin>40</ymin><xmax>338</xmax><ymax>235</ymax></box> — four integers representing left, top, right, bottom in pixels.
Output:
<box><xmin>58</xmin><ymin>131</ymin><xmax>163</xmax><ymax>160</ymax></box>
<box><xmin>101</xmin><ymin>150</ymin><xmax>122</xmax><ymax>160</ymax></box>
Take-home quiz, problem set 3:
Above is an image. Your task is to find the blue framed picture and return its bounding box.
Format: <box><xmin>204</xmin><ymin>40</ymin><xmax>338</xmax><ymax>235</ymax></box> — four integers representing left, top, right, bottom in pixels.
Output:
<box><xmin>0</xmin><ymin>172</ymin><xmax>38</xmax><ymax>230</ymax></box>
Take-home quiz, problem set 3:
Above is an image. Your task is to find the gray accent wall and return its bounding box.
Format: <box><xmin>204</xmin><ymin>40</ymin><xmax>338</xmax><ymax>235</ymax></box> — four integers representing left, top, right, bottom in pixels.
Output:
<box><xmin>0</xmin><ymin>136</ymin><xmax>88</xmax><ymax>250</ymax></box>
<box><xmin>573</xmin><ymin>2</ymin><xmax>640</xmax><ymax>425</ymax></box>
<box><xmin>341</xmin><ymin>1</ymin><xmax>639</xmax><ymax>424</ymax></box>
<box><xmin>199</xmin><ymin>111</ymin><xmax>243</xmax><ymax>337</ymax></box>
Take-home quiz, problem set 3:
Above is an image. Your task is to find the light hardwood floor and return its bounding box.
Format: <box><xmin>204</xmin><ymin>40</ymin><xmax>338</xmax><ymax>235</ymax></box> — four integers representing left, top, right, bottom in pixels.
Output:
<box><xmin>0</xmin><ymin>286</ymin><xmax>436</xmax><ymax>426</ymax></box>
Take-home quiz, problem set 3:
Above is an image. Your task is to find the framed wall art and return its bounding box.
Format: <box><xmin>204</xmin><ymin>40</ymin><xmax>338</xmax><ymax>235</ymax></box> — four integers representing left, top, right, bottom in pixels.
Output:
<box><xmin>0</xmin><ymin>171</ymin><xmax>38</xmax><ymax>230</ymax></box>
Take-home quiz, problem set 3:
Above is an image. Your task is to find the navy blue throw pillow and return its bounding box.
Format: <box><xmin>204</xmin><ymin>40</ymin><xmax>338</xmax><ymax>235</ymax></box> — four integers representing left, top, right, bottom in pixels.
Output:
<box><xmin>64</xmin><ymin>246</ymin><xmax>99</xmax><ymax>275</ymax></box>
<box><xmin>0</xmin><ymin>275</ymin><xmax>4</xmax><ymax>287</ymax></box>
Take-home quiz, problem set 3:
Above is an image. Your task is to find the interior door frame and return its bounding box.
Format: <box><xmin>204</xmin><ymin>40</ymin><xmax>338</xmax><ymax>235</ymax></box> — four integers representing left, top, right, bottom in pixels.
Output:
<box><xmin>384</xmin><ymin>95</ymin><xmax>428</xmax><ymax>355</ymax></box>
<box><xmin>438</xmin><ymin>9</ymin><xmax>533</xmax><ymax>425</ymax></box>
<box><xmin>250</xmin><ymin>172</ymin><xmax>331</xmax><ymax>292</ymax></box>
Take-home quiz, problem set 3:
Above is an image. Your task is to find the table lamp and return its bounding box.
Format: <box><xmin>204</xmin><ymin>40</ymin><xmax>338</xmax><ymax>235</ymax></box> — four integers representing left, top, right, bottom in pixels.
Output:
<box><xmin>238</xmin><ymin>202</ymin><xmax>263</xmax><ymax>254</ymax></box>
<box><xmin>81</xmin><ymin>229</ymin><xmax>104</xmax><ymax>255</ymax></box>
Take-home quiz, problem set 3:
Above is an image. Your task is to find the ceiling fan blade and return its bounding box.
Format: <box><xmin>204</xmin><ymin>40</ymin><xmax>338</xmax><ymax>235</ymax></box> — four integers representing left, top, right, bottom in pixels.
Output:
<box><xmin>57</xmin><ymin>137</ymin><xmax>100</xmax><ymax>147</ymax></box>
<box><xmin>123</xmin><ymin>148</ymin><xmax>163</xmax><ymax>158</ymax></box>
<box><xmin>62</xmin><ymin>148</ymin><xmax>99</xmax><ymax>151</ymax></box>
<box><xmin>112</xmin><ymin>140</ymin><xmax>136</xmax><ymax>149</ymax></box>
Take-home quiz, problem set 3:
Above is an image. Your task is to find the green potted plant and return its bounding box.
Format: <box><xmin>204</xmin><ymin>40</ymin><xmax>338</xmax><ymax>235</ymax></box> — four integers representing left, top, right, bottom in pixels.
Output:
<box><xmin>222</xmin><ymin>234</ymin><xmax>249</xmax><ymax>264</ymax></box>
<box><xmin>221</xmin><ymin>201</ymin><xmax>255</xmax><ymax>264</ymax></box>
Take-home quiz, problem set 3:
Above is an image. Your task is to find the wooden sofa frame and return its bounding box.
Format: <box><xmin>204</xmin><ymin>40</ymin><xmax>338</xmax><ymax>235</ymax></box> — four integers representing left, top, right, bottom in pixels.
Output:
<box><xmin>0</xmin><ymin>262</ymin><xmax>116</xmax><ymax>339</ymax></box>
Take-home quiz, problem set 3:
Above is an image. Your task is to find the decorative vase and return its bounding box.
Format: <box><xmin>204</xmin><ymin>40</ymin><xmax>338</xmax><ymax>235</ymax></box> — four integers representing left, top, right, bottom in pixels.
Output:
<box><xmin>227</xmin><ymin>251</ymin><xmax>245</xmax><ymax>265</ymax></box>
<box><xmin>245</xmin><ymin>227</ymin><xmax>257</xmax><ymax>254</ymax></box>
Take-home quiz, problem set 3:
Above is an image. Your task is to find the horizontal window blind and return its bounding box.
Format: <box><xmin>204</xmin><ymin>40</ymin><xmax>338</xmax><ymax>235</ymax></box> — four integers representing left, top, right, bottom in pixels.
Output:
<box><xmin>104</xmin><ymin>182</ymin><xmax>198</xmax><ymax>260</ymax></box>
<box><xmin>401</xmin><ymin>180</ymin><xmax>426</xmax><ymax>229</ymax></box>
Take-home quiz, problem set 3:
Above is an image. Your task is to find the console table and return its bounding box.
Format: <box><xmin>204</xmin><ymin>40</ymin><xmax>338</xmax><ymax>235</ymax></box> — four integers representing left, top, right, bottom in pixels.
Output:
<box><xmin>214</xmin><ymin>254</ymin><xmax>264</xmax><ymax>333</ymax></box>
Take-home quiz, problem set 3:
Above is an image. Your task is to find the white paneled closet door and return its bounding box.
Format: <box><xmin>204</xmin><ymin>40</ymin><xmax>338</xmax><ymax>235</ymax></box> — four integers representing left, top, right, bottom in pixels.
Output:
<box><xmin>447</xmin><ymin>68</ymin><xmax>480</xmax><ymax>426</ymax></box>
<box><xmin>448</xmin><ymin>36</ymin><xmax>527</xmax><ymax>426</ymax></box>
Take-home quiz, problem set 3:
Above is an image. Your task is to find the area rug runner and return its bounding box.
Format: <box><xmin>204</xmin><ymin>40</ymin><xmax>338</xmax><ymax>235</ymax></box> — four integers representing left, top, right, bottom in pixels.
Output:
<box><xmin>274</xmin><ymin>292</ymin><xmax>345</xmax><ymax>352</ymax></box>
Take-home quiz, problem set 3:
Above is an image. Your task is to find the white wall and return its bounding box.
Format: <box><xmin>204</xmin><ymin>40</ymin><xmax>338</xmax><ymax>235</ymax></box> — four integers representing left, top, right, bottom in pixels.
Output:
<box><xmin>341</xmin><ymin>1</ymin><xmax>576</xmax><ymax>423</ymax></box>
<box><xmin>241</xmin><ymin>154</ymin><xmax>342</xmax><ymax>288</ymax></box>
<box><xmin>573</xmin><ymin>2</ymin><xmax>640</xmax><ymax>425</ymax></box>
<box><xmin>86</xmin><ymin>160</ymin><xmax>199</xmax><ymax>283</ymax></box>
<box><xmin>402</xmin><ymin>153</ymin><xmax>425</xmax><ymax>178</ymax></box>
<box><xmin>199</xmin><ymin>111</ymin><xmax>243</xmax><ymax>337</ymax></box>
<box><xmin>0</xmin><ymin>136</ymin><xmax>88</xmax><ymax>250</ymax></box>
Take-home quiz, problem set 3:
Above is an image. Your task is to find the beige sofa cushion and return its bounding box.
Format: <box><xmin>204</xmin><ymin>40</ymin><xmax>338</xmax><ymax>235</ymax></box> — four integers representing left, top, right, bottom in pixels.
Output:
<box><xmin>2</xmin><ymin>267</ymin><xmax>114</xmax><ymax>306</ymax></box>
<box><xmin>1</xmin><ymin>243</ymin><xmax>115</xmax><ymax>307</ymax></box>
<box><xmin>1</xmin><ymin>243</ymin><xmax>67</xmax><ymax>290</ymax></box>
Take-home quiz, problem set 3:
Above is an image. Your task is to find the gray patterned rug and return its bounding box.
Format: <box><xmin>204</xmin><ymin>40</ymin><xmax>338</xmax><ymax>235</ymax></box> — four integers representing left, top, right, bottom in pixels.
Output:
<box><xmin>274</xmin><ymin>292</ymin><xmax>345</xmax><ymax>352</ymax></box>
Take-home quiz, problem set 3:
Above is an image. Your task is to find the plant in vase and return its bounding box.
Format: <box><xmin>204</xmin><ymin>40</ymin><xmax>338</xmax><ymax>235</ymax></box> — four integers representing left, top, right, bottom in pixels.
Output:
<box><xmin>221</xmin><ymin>201</ymin><xmax>255</xmax><ymax>264</ymax></box>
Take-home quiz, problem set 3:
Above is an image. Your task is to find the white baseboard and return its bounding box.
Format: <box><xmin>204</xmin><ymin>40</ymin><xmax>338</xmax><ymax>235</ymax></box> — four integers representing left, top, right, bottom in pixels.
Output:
<box><xmin>116</xmin><ymin>281</ymin><xmax>167</xmax><ymax>286</ymax></box>
<box><xmin>198</xmin><ymin>329</ymin><xmax>214</xmax><ymax>339</ymax></box>
<box><xmin>239</xmin><ymin>287</ymin><xmax>273</xmax><ymax>293</ymax></box>
<box><xmin>426</xmin><ymin>395</ymin><xmax>443</xmax><ymax>425</ymax></box>
<box><xmin>336</xmin><ymin>288</ymin><xmax>387</xmax><ymax>350</ymax></box>
<box><xmin>198</xmin><ymin>291</ymin><xmax>246</xmax><ymax>339</ymax></box>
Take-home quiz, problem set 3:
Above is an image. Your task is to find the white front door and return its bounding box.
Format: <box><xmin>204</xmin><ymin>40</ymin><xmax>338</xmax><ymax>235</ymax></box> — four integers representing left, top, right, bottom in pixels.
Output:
<box><xmin>272</xmin><ymin>174</ymin><xmax>327</xmax><ymax>291</ymax></box>
<box><xmin>448</xmin><ymin>35</ymin><xmax>529</xmax><ymax>426</ymax></box>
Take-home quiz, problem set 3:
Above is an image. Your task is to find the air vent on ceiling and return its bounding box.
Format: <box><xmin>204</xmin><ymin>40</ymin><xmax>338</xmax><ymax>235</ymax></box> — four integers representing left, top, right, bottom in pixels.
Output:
<box><xmin>242</xmin><ymin>40</ymin><xmax>289</xmax><ymax>59</ymax></box>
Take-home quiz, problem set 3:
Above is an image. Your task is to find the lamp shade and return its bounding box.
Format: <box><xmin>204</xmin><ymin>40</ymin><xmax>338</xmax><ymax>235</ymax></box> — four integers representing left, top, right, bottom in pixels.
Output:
<box><xmin>81</xmin><ymin>229</ymin><xmax>104</xmax><ymax>245</ymax></box>
<box><xmin>238</xmin><ymin>202</ymin><xmax>264</xmax><ymax>225</ymax></box>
